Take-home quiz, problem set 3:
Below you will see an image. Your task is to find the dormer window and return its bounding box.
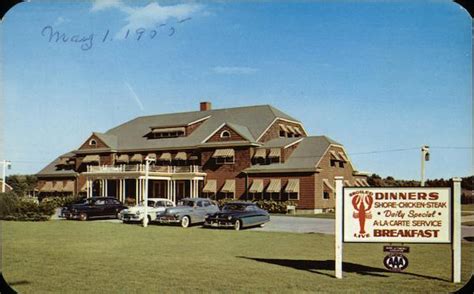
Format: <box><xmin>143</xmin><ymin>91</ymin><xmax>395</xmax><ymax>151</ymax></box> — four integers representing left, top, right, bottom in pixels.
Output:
<box><xmin>89</xmin><ymin>139</ymin><xmax>97</xmax><ymax>147</ymax></box>
<box><xmin>220</xmin><ymin>130</ymin><xmax>231</xmax><ymax>139</ymax></box>
<box><xmin>149</xmin><ymin>127</ymin><xmax>186</xmax><ymax>139</ymax></box>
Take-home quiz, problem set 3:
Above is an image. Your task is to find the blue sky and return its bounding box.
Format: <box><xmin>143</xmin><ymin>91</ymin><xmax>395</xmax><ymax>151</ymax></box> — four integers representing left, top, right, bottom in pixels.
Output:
<box><xmin>1</xmin><ymin>0</ymin><xmax>471</xmax><ymax>180</ymax></box>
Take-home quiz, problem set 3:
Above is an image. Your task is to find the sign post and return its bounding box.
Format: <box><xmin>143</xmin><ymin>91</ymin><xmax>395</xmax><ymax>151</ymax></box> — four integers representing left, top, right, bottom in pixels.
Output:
<box><xmin>335</xmin><ymin>176</ymin><xmax>344</xmax><ymax>279</ymax></box>
<box><xmin>452</xmin><ymin>178</ymin><xmax>461</xmax><ymax>283</ymax></box>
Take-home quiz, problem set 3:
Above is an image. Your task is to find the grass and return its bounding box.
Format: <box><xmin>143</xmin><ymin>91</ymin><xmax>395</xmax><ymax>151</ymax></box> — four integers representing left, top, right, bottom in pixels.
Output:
<box><xmin>2</xmin><ymin>221</ymin><xmax>472</xmax><ymax>293</ymax></box>
<box><xmin>461</xmin><ymin>212</ymin><xmax>474</xmax><ymax>216</ymax></box>
<box><xmin>462</xmin><ymin>204</ymin><xmax>474</xmax><ymax>211</ymax></box>
<box><xmin>272</xmin><ymin>213</ymin><xmax>335</xmax><ymax>219</ymax></box>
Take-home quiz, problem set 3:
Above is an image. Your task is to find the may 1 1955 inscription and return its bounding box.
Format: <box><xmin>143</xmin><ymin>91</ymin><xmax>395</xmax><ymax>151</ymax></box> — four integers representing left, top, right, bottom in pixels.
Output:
<box><xmin>40</xmin><ymin>17</ymin><xmax>191</xmax><ymax>51</ymax></box>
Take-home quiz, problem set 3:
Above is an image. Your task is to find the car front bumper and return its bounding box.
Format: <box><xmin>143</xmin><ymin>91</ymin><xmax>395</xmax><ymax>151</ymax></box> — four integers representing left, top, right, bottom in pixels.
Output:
<box><xmin>157</xmin><ymin>216</ymin><xmax>180</xmax><ymax>224</ymax></box>
<box><xmin>122</xmin><ymin>214</ymin><xmax>142</xmax><ymax>221</ymax></box>
<box><xmin>204</xmin><ymin>219</ymin><xmax>235</xmax><ymax>228</ymax></box>
<box><xmin>63</xmin><ymin>212</ymin><xmax>81</xmax><ymax>220</ymax></box>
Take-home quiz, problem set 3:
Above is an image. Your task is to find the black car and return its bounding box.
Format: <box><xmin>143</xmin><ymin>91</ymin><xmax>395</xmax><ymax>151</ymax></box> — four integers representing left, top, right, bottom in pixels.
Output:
<box><xmin>62</xmin><ymin>197</ymin><xmax>127</xmax><ymax>221</ymax></box>
<box><xmin>204</xmin><ymin>202</ymin><xmax>270</xmax><ymax>230</ymax></box>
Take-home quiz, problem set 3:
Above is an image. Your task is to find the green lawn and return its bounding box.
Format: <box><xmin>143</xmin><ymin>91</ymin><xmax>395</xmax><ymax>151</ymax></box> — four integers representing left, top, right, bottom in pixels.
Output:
<box><xmin>462</xmin><ymin>204</ymin><xmax>474</xmax><ymax>211</ymax></box>
<box><xmin>2</xmin><ymin>221</ymin><xmax>472</xmax><ymax>293</ymax></box>
<box><xmin>272</xmin><ymin>213</ymin><xmax>335</xmax><ymax>219</ymax></box>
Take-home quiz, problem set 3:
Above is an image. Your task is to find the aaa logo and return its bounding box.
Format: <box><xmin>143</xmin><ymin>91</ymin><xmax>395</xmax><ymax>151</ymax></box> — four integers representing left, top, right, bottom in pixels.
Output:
<box><xmin>350</xmin><ymin>191</ymin><xmax>374</xmax><ymax>238</ymax></box>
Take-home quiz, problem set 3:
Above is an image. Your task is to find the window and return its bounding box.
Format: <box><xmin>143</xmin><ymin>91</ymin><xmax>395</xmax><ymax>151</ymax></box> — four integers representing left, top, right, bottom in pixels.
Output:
<box><xmin>151</xmin><ymin>131</ymin><xmax>185</xmax><ymax>139</ymax></box>
<box><xmin>216</xmin><ymin>157</ymin><xmax>234</xmax><ymax>164</ymax></box>
<box><xmin>203</xmin><ymin>201</ymin><xmax>210</xmax><ymax>207</ymax></box>
<box><xmin>339</xmin><ymin>161</ymin><xmax>344</xmax><ymax>168</ymax></box>
<box><xmin>196</xmin><ymin>201</ymin><xmax>203</xmax><ymax>207</ymax></box>
<box><xmin>279</xmin><ymin>130</ymin><xmax>286</xmax><ymax>137</ymax></box>
<box><xmin>330</xmin><ymin>160</ymin><xmax>336</xmax><ymax>167</ymax></box>
<box><xmin>323</xmin><ymin>191</ymin><xmax>330</xmax><ymax>200</ymax></box>
<box><xmin>220</xmin><ymin>130</ymin><xmax>231</xmax><ymax>139</ymax></box>
<box><xmin>95</xmin><ymin>199</ymin><xmax>105</xmax><ymax>205</ymax></box>
<box><xmin>89</xmin><ymin>139</ymin><xmax>97</xmax><ymax>147</ymax></box>
<box><xmin>288</xmin><ymin>193</ymin><xmax>299</xmax><ymax>200</ymax></box>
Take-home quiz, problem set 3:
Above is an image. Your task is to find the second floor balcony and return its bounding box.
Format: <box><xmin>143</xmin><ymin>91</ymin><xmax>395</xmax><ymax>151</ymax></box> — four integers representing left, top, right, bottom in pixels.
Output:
<box><xmin>85</xmin><ymin>164</ymin><xmax>203</xmax><ymax>175</ymax></box>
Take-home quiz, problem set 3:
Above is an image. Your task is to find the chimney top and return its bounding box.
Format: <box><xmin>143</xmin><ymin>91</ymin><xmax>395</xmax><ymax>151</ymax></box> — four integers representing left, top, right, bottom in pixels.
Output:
<box><xmin>200</xmin><ymin>101</ymin><xmax>212</xmax><ymax>111</ymax></box>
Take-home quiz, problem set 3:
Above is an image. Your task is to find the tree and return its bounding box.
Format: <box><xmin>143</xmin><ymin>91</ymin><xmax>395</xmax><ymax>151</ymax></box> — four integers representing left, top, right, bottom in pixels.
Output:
<box><xmin>6</xmin><ymin>175</ymin><xmax>38</xmax><ymax>197</ymax></box>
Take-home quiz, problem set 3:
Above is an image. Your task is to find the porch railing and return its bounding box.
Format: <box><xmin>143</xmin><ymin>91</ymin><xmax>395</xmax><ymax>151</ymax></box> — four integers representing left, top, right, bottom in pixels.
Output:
<box><xmin>86</xmin><ymin>164</ymin><xmax>202</xmax><ymax>173</ymax></box>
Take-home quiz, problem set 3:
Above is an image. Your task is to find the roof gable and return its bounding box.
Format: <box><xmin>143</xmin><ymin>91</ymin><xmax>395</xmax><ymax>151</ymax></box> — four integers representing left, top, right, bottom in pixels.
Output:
<box><xmin>202</xmin><ymin>122</ymin><xmax>255</xmax><ymax>143</ymax></box>
<box><xmin>78</xmin><ymin>133</ymin><xmax>115</xmax><ymax>150</ymax></box>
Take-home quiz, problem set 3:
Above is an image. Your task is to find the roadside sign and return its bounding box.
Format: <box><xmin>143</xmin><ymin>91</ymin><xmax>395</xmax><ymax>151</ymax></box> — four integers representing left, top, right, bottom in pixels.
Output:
<box><xmin>343</xmin><ymin>187</ymin><xmax>451</xmax><ymax>243</ymax></box>
<box><xmin>334</xmin><ymin>177</ymin><xmax>462</xmax><ymax>283</ymax></box>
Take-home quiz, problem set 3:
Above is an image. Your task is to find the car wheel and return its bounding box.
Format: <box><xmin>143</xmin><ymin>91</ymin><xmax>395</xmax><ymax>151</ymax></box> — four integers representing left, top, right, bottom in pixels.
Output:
<box><xmin>234</xmin><ymin>219</ymin><xmax>241</xmax><ymax>231</ymax></box>
<box><xmin>181</xmin><ymin>216</ymin><xmax>190</xmax><ymax>228</ymax></box>
<box><xmin>116</xmin><ymin>211</ymin><xmax>122</xmax><ymax>220</ymax></box>
<box><xmin>79</xmin><ymin>212</ymin><xmax>88</xmax><ymax>221</ymax></box>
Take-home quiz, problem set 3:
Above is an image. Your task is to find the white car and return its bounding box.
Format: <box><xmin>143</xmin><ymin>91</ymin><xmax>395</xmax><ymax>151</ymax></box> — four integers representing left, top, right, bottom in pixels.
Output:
<box><xmin>120</xmin><ymin>198</ymin><xmax>175</xmax><ymax>223</ymax></box>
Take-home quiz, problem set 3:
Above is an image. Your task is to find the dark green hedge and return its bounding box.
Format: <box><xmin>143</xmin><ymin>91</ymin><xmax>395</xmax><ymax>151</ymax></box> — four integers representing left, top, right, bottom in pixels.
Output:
<box><xmin>215</xmin><ymin>198</ymin><xmax>296</xmax><ymax>213</ymax></box>
<box><xmin>0</xmin><ymin>192</ymin><xmax>56</xmax><ymax>221</ymax></box>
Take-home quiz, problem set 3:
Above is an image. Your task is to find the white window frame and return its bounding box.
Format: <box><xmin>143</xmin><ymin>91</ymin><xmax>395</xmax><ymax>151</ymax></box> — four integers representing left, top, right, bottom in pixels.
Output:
<box><xmin>89</xmin><ymin>139</ymin><xmax>97</xmax><ymax>146</ymax></box>
<box><xmin>220</xmin><ymin>130</ymin><xmax>231</xmax><ymax>139</ymax></box>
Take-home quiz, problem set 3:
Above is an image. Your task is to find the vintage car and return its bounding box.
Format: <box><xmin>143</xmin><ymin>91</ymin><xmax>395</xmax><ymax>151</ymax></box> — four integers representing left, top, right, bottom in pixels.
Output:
<box><xmin>120</xmin><ymin>198</ymin><xmax>175</xmax><ymax>223</ymax></box>
<box><xmin>204</xmin><ymin>202</ymin><xmax>270</xmax><ymax>230</ymax></box>
<box><xmin>156</xmin><ymin>198</ymin><xmax>219</xmax><ymax>228</ymax></box>
<box><xmin>62</xmin><ymin>197</ymin><xmax>127</xmax><ymax>221</ymax></box>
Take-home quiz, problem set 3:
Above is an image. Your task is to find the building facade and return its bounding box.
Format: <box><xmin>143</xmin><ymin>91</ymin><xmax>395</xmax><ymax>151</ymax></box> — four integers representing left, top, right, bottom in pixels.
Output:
<box><xmin>36</xmin><ymin>102</ymin><xmax>369</xmax><ymax>213</ymax></box>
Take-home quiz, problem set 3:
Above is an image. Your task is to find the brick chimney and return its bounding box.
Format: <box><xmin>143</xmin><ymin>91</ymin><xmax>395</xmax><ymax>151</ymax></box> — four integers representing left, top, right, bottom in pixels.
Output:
<box><xmin>200</xmin><ymin>101</ymin><xmax>212</xmax><ymax>111</ymax></box>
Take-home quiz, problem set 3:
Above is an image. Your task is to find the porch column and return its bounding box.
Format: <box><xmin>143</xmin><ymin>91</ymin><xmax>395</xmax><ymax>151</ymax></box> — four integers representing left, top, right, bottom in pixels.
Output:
<box><xmin>167</xmin><ymin>180</ymin><xmax>171</xmax><ymax>200</ymax></box>
<box><xmin>172</xmin><ymin>180</ymin><xmax>176</xmax><ymax>203</ymax></box>
<box><xmin>105</xmin><ymin>179</ymin><xmax>108</xmax><ymax>196</ymax></box>
<box><xmin>122</xmin><ymin>179</ymin><xmax>126</xmax><ymax>202</ymax></box>
<box><xmin>189</xmin><ymin>180</ymin><xmax>193</xmax><ymax>198</ymax></box>
<box><xmin>86</xmin><ymin>179</ymin><xmax>90</xmax><ymax>198</ymax></box>
<box><xmin>135</xmin><ymin>179</ymin><xmax>139</xmax><ymax>204</ymax></box>
<box><xmin>118</xmin><ymin>179</ymin><xmax>122</xmax><ymax>202</ymax></box>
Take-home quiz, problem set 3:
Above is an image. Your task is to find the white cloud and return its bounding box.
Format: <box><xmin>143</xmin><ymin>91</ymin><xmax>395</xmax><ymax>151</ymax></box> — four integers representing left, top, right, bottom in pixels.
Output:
<box><xmin>213</xmin><ymin>66</ymin><xmax>259</xmax><ymax>75</ymax></box>
<box><xmin>90</xmin><ymin>0</ymin><xmax>124</xmax><ymax>12</ymax></box>
<box><xmin>91</xmin><ymin>1</ymin><xmax>203</xmax><ymax>38</ymax></box>
<box><xmin>53</xmin><ymin>16</ymin><xmax>70</xmax><ymax>26</ymax></box>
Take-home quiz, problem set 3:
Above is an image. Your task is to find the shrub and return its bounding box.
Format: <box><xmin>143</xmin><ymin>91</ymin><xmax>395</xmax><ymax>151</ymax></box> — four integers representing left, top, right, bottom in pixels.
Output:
<box><xmin>41</xmin><ymin>195</ymin><xmax>85</xmax><ymax>208</ymax></box>
<box><xmin>254</xmin><ymin>200</ymin><xmax>296</xmax><ymax>213</ymax></box>
<box><xmin>0</xmin><ymin>193</ymin><xmax>56</xmax><ymax>221</ymax></box>
<box><xmin>0</xmin><ymin>192</ymin><xmax>19</xmax><ymax>218</ymax></box>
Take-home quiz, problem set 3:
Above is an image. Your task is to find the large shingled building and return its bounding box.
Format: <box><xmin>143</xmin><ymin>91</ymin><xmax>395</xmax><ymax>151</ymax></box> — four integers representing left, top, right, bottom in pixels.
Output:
<box><xmin>36</xmin><ymin>102</ymin><xmax>369</xmax><ymax>213</ymax></box>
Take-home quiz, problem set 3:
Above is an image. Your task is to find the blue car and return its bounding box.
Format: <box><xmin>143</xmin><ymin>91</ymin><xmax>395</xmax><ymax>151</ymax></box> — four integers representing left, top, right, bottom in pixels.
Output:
<box><xmin>204</xmin><ymin>202</ymin><xmax>270</xmax><ymax>230</ymax></box>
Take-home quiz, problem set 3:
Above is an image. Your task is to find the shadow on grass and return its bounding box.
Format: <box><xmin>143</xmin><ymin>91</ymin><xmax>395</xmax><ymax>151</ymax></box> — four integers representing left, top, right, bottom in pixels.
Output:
<box><xmin>464</xmin><ymin>236</ymin><xmax>474</xmax><ymax>242</ymax></box>
<box><xmin>237</xmin><ymin>257</ymin><xmax>449</xmax><ymax>281</ymax></box>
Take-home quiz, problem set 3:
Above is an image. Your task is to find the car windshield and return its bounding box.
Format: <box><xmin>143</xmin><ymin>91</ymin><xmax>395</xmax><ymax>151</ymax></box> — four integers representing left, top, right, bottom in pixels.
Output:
<box><xmin>178</xmin><ymin>200</ymin><xmax>195</xmax><ymax>207</ymax></box>
<box><xmin>137</xmin><ymin>200</ymin><xmax>155</xmax><ymax>207</ymax></box>
<box><xmin>222</xmin><ymin>204</ymin><xmax>246</xmax><ymax>212</ymax></box>
<box><xmin>74</xmin><ymin>198</ymin><xmax>88</xmax><ymax>205</ymax></box>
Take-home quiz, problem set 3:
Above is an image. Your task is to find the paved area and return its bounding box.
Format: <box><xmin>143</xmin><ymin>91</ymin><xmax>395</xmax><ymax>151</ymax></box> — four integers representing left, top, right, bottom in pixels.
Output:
<box><xmin>249</xmin><ymin>216</ymin><xmax>334</xmax><ymax>234</ymax></box>
<box><xmin>53</xmin><ymin>212</ymin><xmax>474</xmax><ymax>241</ymax></box>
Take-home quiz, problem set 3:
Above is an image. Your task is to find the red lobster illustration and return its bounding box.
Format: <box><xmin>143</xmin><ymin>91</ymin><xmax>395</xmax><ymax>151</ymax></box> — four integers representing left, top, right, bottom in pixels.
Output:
<box><xmin>352</xmin><ymin>192</ymin><xmax>374</xmax><ymax>237</ymax></box>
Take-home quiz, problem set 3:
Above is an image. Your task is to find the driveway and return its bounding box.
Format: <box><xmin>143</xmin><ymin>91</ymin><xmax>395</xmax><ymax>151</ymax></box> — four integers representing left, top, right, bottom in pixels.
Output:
<box><xmin>249</xmin><ymin>215</ymin><xmax>474</xmax><ymax>242</ymax></box>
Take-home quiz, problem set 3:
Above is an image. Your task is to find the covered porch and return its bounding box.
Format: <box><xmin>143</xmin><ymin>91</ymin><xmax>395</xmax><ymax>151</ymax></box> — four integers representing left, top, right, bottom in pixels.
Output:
<box><xmin>82</xmin><ymin>164</ymin><xmax>206</xmax><ymax>204</ymax></box>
